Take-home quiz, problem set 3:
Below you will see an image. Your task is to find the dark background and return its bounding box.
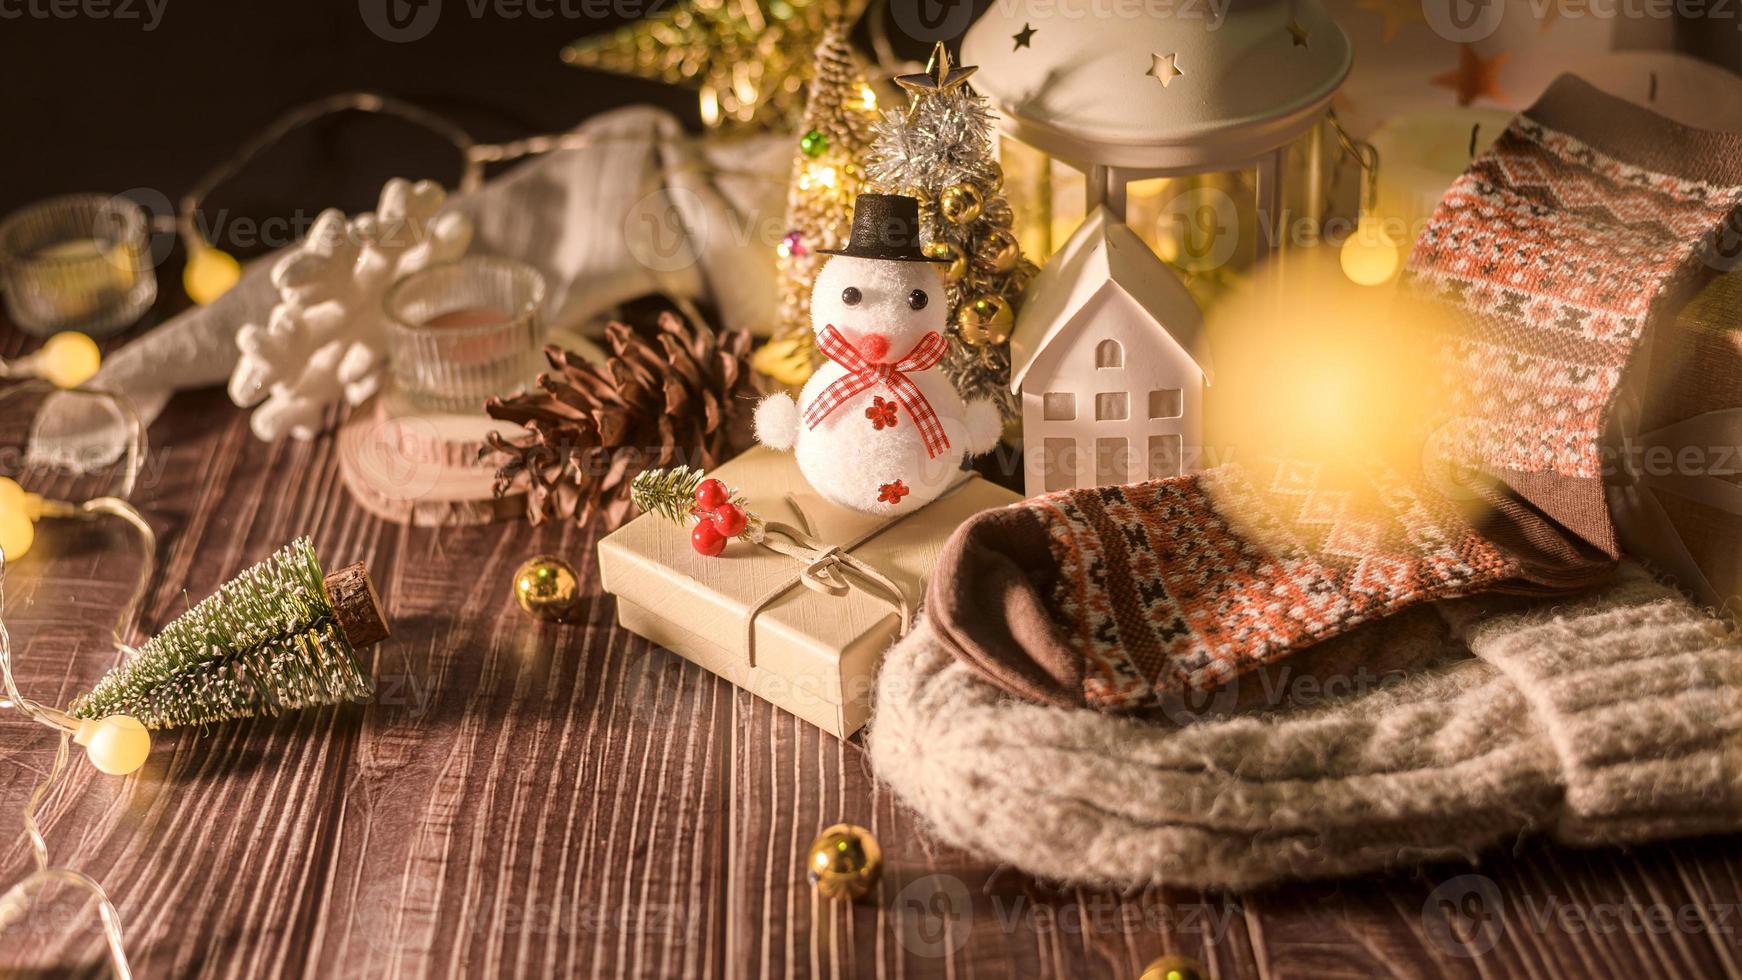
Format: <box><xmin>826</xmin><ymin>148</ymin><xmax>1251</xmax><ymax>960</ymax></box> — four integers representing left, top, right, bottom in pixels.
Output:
<box><xmin>0</xmin><ymin>2</ymin><xmax>1734</xmax><ymax>303</ymax></box>
<box><xmin>0</xmin><ymin>2</ymin><xmax>691</xmax><ymax>220</ymax></box>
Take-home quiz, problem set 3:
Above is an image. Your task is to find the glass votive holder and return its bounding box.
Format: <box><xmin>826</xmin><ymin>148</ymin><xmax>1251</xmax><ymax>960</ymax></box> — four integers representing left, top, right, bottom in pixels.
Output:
<box><xmin>0</xmin><ymin>194</ymin><xmax>157</xmax><ymax>338</ymax></box>
<box><xmin>384</xmin><ymin>257</ymin><xmax>546</xmax><ymax>414</ymax></box>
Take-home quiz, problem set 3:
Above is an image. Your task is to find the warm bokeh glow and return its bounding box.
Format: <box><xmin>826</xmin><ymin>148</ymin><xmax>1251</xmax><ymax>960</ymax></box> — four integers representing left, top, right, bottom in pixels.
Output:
<box><xmin>1203</xmin><ymin>250</ymin><xmax>1446</xmax><ymax>484</ymax></box>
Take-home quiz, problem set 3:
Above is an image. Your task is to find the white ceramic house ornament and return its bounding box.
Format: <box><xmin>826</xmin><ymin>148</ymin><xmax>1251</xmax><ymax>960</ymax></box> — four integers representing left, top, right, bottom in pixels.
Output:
<box><xmin>1011</xmin><ymin>207</ymin><xmax>1210</xmax><ymax>496</ymax></box>
<box><xmin>961</xmin><ymin>0</ymin><xmax>1351</xmax><ymax>256</ymax></box>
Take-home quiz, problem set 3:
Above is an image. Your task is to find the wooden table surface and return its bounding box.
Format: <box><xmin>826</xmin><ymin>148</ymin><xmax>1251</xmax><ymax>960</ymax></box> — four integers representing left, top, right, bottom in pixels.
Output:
<box><xmin>3</xmin><ymin>324</ymin><xmax>1742</xmax><ymax>980</ymax></box>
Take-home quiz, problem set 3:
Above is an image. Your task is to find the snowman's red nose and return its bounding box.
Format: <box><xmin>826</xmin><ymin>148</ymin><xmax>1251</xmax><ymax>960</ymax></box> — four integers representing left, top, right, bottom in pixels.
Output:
<box><xmin>856</xmin><ymin>332</ymin><xmax>891</xmax><ymax>362</ymax></box>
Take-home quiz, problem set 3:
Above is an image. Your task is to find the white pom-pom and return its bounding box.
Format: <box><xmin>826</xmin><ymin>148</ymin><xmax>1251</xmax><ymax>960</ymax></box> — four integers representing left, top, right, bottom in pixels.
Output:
<box><xmin>755</xmin><ymin>394</ymin><xmax>800</xmax><ymax>451</ymax></box>
<box><xmin>963</xmin><ymin>399</ymin><xmax>1004</xmax><ymax>456</ymax></box>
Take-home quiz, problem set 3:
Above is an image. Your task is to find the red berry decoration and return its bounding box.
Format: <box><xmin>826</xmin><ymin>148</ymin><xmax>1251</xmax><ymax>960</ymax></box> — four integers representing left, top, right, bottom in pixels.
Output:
<box><xmin>712</xmin><ymin>503</ymin><xmax>748</xmax><ymax>537</ymax></box>
<box><xmin>694</xmin><ymin>478</ymin><xmax>730</xmax><ymax>511</ymax></box>
<box><xmin>691</xmin><ymin>521</ymin><xmax>727</xmax><ymax>557</ymax></box>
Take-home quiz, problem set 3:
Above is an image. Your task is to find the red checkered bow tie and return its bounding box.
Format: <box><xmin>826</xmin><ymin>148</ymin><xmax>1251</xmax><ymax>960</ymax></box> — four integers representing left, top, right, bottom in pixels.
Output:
<box><xmin>803</xmin><ymin>325</ymin><xmax>951</xmax><ymax>459</ymax></box>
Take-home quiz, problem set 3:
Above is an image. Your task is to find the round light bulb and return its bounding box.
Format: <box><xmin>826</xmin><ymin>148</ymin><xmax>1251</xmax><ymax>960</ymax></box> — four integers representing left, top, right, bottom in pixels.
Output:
<box><xmin>0</xmin><ymin>477</ymin><xmax>24</xmax><ymax>510</ymax></box>
<box><xmin>37</xmin><ymin>331</ymin><xmax>102</xmax><ymax>389</ymax></box>
<box><xmin>74</xmin><ymin>715</ymin><xmax>151</xmax><ymax>776</ymax></box>
<box><xmin>183</xmin><ymin>246</ymin><xmax>241</xmax><ymax>306</ymax></box>
<box><xmin>0</xmin><ymin>509</ymin><xmax>32</xmax><ymax>561</ymax></box>
<box><xmin>1340</xmin><ymin>216</ymin><xmax>1403</xmax><ymax>287</ymax></box>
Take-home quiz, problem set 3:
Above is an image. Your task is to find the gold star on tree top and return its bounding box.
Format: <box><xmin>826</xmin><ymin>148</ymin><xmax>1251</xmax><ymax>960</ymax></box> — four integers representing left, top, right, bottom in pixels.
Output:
<box><xmin>896</xmin><ymin>42</ymin><xmax>978</xmax><ymax>97</ymax></box>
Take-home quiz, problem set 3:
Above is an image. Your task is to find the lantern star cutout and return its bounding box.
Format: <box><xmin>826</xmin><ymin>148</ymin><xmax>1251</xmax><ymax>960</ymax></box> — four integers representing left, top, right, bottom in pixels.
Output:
<box><xmin>1012</xmin><ymin>22</ymin><xmax>1037</xmax><ymax>50</ymax></box>
<box><xmin>896</xmin><ymin>42</ymin><xmax>978</xmax><ymax>96</ymax></box>
<box><xmin>1432</xmin><ymin>44</ymin><xmax>1511</xmax><ymax>106</ymax></box>
<box><xmin>1288</xmin><ymin>20</ymin><xmax>1310</xmax><ymax>48</ymax></box>
<box><xmin>1354</xmin><ymin>0</ymin><xmax>1423</xmax><ymax>42</ymax></box>
<box><xmin>1147</xmin><ymin>52</ymin><xmax>1183</xmax><ymax>88</ymax></box>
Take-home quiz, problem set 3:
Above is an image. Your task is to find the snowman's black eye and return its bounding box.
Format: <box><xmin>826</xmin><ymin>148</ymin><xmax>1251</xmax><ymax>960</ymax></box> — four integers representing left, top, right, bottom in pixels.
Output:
<box><xmin>908</xmin><ymin>289</ymin><xmax>929</xmax><ymax>311</ymax></box>
<box><xmin>841</xmin><ymin>286</ymin><xmax>862</xmax><ymax>307</ymax></box>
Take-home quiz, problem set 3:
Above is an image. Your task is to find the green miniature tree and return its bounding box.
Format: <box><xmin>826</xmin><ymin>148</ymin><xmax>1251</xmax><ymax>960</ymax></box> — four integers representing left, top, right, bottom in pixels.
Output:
<box><xmin>70</xmin><ymin>538</ymin><xmax>388</xmax><ymax>730</ymax></box>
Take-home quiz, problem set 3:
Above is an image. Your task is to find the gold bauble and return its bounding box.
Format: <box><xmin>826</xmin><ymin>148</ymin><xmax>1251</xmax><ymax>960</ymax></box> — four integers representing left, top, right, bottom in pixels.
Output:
<box><xmin>939</xmin><ymin>183</ymin><xmax>984</xmax><ymax>225</ymax></box>
<box><xmin>922</xmin><ymin>240</ymin><xmax>967</xmax><ymax>283</ymax></box>
<box><xmin>955</xmin><ymin>295</ymin><xmax>1014</xmax><ymax>347</ymax></box>
<box><xmin>806</xmin><ymin>823</ymin><xmax>882</xmax><ymax>901</ymax></box>
<box><xmin>978</xmin><ymin>228</ymin><xmax>1021</xmax><ymax>273</ymax></box>
<box><xmin>513</xmin><ymin>555</ymin><xmax>582</xmax><ymax>622</ymax></box>
<box><xmin>1139</xmin><ymin>955</ymin><xmax>1206</xmax><ymax>980</ymax></box>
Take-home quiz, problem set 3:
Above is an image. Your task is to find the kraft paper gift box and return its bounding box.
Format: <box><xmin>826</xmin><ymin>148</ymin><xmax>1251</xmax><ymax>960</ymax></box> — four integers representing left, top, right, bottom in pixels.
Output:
<box><xmin>1609</xmin><ymin>271</ymin><xmax>1742</xmax><ymax>614</ymax></box>
<box><xmin>598</xmin><ymin>446</ymin><xmax>1021</xmax><ymax>738</ymax></box>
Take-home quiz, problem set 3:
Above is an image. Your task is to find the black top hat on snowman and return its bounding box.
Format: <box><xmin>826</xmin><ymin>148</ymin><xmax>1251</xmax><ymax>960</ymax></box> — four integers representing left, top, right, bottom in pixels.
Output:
<box><xmin>818</xmin><ymin>193</ymin><xmax>949</xmax><ymax>263</ymax></box>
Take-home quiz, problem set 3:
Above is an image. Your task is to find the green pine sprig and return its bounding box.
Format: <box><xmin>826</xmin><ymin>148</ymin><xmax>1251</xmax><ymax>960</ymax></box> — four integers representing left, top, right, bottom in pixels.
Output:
<box><xmin>69</xmin><ymin>538</ymin><xmax>372</xmax><ymax>730</ymax></box>
<box><xmin>631</xmin><ymin>465</ymin><xmax>707</xmax><ymax>524</ymax></box>
<box><xmin>631</xmin><ymin>466</ymin><xmax>758</xmax><ymax>535</ymax></box>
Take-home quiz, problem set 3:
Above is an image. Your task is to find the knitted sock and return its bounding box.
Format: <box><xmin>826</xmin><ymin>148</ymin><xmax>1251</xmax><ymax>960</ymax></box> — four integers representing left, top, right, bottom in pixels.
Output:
<box><xmin>933</xmin><ymin>76</ymin><xmax>1742</xmax><ymax>711</ymax></box>
<box><xmin>1411</xmin><ymin>75</ymin><xmax>1742</xmax><ymax>579</ymax></box>
<box><xmin>873</xmin><ymin>565</ymin><xmax>1742</xmax><ymax>890</ymax></box>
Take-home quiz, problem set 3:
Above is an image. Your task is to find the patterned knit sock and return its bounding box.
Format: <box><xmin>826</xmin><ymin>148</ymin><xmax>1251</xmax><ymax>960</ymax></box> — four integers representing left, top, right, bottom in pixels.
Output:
<box><xmin>932</xmin><ymin>76</ymin><xmax>1742</xmax><ymax>710</ymax></box>
<box><xmin>1411</xmin><ymin>76</ymin><xmax>1742</xmax><ymax>582</ymax></box>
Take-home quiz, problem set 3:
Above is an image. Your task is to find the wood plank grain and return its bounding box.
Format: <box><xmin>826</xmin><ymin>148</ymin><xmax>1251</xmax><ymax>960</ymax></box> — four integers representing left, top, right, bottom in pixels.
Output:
<box><xmin>4</xmin><ymin>332</ymin><xmax>1742</xmax><ymax>980</ymax></box>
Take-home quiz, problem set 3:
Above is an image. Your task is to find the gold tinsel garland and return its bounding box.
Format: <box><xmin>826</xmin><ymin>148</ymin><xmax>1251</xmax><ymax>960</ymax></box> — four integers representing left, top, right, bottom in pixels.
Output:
<box><xmin>561</xmin><ymin>0</ymin><xmax>869</xmax><ymax>130</ymax></box>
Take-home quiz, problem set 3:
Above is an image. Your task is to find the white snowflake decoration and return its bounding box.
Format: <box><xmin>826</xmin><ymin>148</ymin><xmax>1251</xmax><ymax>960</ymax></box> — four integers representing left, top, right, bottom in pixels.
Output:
<box><xmin>227</xmin><ymin>178</ymin><xmax>473</xmax><ymax>441</ymax></box>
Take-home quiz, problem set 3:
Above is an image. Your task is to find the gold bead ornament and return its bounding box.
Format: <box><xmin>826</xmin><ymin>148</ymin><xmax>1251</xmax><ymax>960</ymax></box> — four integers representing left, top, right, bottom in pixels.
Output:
<box><xmin>978</xmin><ymin>228</ymin><xmax>1022</xmax><ymax>273</ymax></box>
<box><xmin>806</xmin><ymin>823</ymin><xmax>882</xmax><ymax>901</ymax></box>
<box><xmin>939</xmin><ymin>183</ymin><xmax>984</xmax><ymax>225</ymax></box>
<box><xmin>923</xmin><ymin>240</ymin><xmax>967</xmax><ymax>283</ymax></box>
<box><xmin>512</xmin><ymin>554</ymin><xmax>582</xmax><ymax>622</ymax></box>
<box><xmin>956</xmin><ymin>295</ymin><xmax>1014</xmax><ymax>347</ymax></box>
<box><xmin>1139</xmin><ymin>954</ymin><xmax>1206</xmax><ymax>980</ymax></box>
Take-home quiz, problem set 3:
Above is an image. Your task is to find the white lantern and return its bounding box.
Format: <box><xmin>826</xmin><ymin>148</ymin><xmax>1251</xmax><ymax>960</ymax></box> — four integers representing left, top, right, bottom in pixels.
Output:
<box><xmin>962</xmin><ymin>0</ymin><xmax>1353</xmax><ymax>270</ymax></box>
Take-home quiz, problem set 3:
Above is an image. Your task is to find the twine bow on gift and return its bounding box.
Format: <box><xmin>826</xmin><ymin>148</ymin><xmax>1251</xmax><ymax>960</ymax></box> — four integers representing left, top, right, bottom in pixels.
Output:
<box><xmin>735</xmin><ymin>480</ymin><xmax>973</xmax><ymax>667</ymax></box>
<box><xmin>1605</xmin><ymin>398</ymin><xmax>1742</xmax><ymax>610</ymax></box>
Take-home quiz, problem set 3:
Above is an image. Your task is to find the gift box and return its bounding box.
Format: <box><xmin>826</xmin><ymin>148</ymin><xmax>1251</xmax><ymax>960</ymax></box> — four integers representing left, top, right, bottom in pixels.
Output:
<box><xmin>1609</xmin><ymin>271</ymin><xmax>1742</xmax><ymax>613</ymax></box>
<box><xmin>598</xmin><ymin>447</ymin><xmax>1022</xmax><ymax>737</ymax></box>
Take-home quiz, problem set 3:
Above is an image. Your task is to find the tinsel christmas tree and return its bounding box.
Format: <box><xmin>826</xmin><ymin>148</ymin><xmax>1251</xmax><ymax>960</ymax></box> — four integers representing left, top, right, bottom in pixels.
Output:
<box><xmin>69</xmin><ymin>539</ymin><xmax>388</xmax><ymax>730</ymax></box>
<box><xmin>866</xmin><ymin>43</ymin><xmax>1038</xmax><ymax>420</ymax></box>
<box><xmin>752</xmin><ymin>20</ymin><xmax>880</xmax><ymax>388</ymax></box>
<box><xmin>560</xmin><ymin>0</ymin><xmax>867</xmax><ymax>130</ymax></box>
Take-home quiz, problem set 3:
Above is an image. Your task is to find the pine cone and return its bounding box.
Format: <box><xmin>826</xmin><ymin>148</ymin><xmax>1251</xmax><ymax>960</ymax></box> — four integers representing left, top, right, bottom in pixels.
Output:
<box><xmin>484</xmin><ymin>311</ymin><xmax>757</xmax><ymax>529</ymax></box>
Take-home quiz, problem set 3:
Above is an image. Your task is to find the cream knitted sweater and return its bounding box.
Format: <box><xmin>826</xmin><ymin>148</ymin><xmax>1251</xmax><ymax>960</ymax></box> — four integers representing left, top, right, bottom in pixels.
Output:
<box><xmin>868</xmin><ymin>565</ymin><xmax>1742</xmax><ymax>890</ymax></box>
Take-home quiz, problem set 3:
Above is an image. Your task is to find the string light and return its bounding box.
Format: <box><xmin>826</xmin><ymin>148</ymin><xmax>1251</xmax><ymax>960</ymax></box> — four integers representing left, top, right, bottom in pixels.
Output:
<box><xmin>182</xmin><ymin>244</ymin><xmax>242</xmax><ymax>306</ymax></box>
<box><xmin>0</xmin><ymin>331</ymin><xmax>103</xmax><ymax>389</ymax></box>
<box><xmin>1341</xmin><ymin>214</ymin><xmax>1403</xmax><ymax>287</ymax></box>
<box><xmin>174</xmin><ymin>89</ymin><xmax>858</xmax><ymax>305</ymax></box>
<box><xmin>0</xmin><ymin>382</ymin><xmax>157</xmax><ymax>977</ymax></box>
<box><xmin>1327</xmin><ymin>110</ymin><xmax>1402</xmax><ymax>287</ymax></box>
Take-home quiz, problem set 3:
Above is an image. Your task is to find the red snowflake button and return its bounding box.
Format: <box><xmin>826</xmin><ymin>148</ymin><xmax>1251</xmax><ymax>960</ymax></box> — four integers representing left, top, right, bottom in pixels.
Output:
<box><xmin>865</xmin><ymin>396</ymin><xmax>898</xmax><ymax>430</ymax></box>
<box><xmin>877</xmin><ymin>480</ymin><xmax>910</xmax><ymax>505</ymax></box>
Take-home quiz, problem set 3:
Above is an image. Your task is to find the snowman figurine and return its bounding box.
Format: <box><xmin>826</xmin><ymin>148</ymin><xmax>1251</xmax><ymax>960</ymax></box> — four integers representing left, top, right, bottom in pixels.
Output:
<box><xmin>755</xmin><ymin>193</ymin><xmax>1004</xmax><ymax>514</ymax></box>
